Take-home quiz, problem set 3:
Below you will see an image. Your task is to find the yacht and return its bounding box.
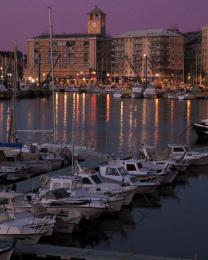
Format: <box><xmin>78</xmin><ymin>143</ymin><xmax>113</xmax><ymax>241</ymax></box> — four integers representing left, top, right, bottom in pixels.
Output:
<box><xmin>38</xmin><ymin>188</ymin><xmax>111</xmax><ymax>220</ymax></box>
<box><xmin>0</xmin><ymin>210</ymin><xmax>50</xmax><ymax>243</ymax></box>
<box><xmin>121</xmin><ymin>158</ymin><xmax>178</xmax><ymax>185</ymax></box>
<box><xmin>113</xmin><ymin>89</ymin><xmax>123</xmax><ymax>98</ymax></box>
<box><xmin>168</xmin><ymin>144</ymin><xmax>208</xmax><ymax>166</ymax></box>
<box><xmin>74</xmin><ymin>164</ymin><xmax>136</xmax><ymax>206</ymax></box>
<box><xmin>143</xmin><ymin>86</ymin><xmax>163</xmax><ymax>98</ymax></box>
<box><xmin>140</xmin><ymin>145</ymin><xmax>189</xmax><ymax>173</ymax></box>
<box><xmin>40</xmin><ymin>175</ymin><xmax>124</xmax><ymax>213</ymax></box>
<box><xmin>0</xmin><ymin>221</ymin><xmax>47</xmax><ymax>243</ymax></box>
<box><xmin>178</xmin><ymin>93</ymin><xmax>195</xmax><ymax>100</ymax></box>
<box><xmin>192</xmin><ymin>119</ymin><xmax>208</xmax><ymax>139</ymax></box>
<box><xmin>0</xmin><ymin>150</ymin><xmax>29</xmax><ymax>183</ymax></box>
<box><xmin>131</xmin><ymin>83</ymin><xmax>143</xmax><ymax>98</ymax></box>
<box><xmin>99</xmin><ymin>160</ymin><xmax>159</xmax><ymax>194</ymax></box>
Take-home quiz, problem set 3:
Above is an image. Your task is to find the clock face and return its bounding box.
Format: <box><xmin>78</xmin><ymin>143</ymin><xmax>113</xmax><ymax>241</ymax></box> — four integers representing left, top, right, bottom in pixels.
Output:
<box><xmin>92</xmin><ymin>22</ymin><xmax>96</xmax><ymax>28</ymax></box>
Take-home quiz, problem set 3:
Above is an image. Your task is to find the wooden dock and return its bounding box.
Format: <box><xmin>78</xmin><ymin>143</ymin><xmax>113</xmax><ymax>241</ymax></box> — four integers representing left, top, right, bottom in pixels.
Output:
<box><xmin>14</xmin><ymin>243</ymin><xmax>191</xmax><ymax>260</ymax></box>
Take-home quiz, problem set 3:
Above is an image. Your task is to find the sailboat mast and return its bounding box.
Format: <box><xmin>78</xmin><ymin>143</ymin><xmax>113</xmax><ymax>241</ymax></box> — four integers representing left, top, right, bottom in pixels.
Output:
<box><xmin>48</xmin><ymin>6</ymin><xmax>56</xmax><ymax>144</ymax></box>
<box><xmin>195</xmin><ymin>51</ymin><xmax>198</xmax><ymax>85</ymax></box>
<box><xmin>11</xmin><ymin>43</ymin><xmax>18</xmax><ymax>143</ymax></box>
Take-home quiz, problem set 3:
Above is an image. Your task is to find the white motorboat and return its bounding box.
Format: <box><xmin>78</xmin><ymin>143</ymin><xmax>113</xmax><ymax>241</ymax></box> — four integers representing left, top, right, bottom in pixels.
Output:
<box><xmin>177</xmin><ymin>93</ymin><xmax>195</xmax><ymax>100</ymax></box>
<box><xmin>99</xmin><ymin>160</ymin><xmax>159</xmax><ymax>194</ymax></box>
<box><xmin>166</xmin><ymin>93</ymin><xmax>179</xmax><ymax>99</ymax></box>
<box><xmin>121</xmin><ymin>158</ymin><xmax>178</xmax><ymax>185</ymax></box>
<box><xmin>0</xmin><ymin>151</ymin><xmax>29</xmax><ymax>182</ymax></box>
<box><xmin>0</xmin><ymin>222</ymin><xmax>47</xmax><ymax>243</ymax></box>
<box><xmin>9</xmin><ymin>212</ymin><xmax>55</xmax><ymax>236</ymax></box>
<box><xmin>0</xmin><ymin>194</ymin><xmax>55</xmax><ymax>237</ymax></box>
<box><xmin>140</xmin><ymin>145</ymin><xmax>189</xmax><ymax>173</ymax></box>
<box><xmin>64</xmin><ymin>85</ymin><xmax>79</xmax><ymax>93</ymax></box>
<box><xmin>74</xmin><ymin>164</ymin><xmax>136</xmax><ymax>206</ymax></box>
<box><xmin>0</xmin><ymin>210</ymin><xmax>49</xmax><ymax>243</ymax></box>
<box><xmin>192</xmin><ymin>119</ymin><xmax>208</xmax><ymax>140</ymax></box>
<box><xmin>131</xmin><ymin>83</ymin><xmax>143</xmax><ymax>98</ymax></box>
<box><xmin>143</xmin><ymin>86</ymin><xmax>163</xmax><ymax>98</ymax></box>
<box><xmin>38</xmin><ymin>188</ymin><xmax>111</xmax><ymax>220</ymax></box>
<box><xmin>168</xmin><ymin>144</ymin><xmax>208</xmax><ymax>166</ymax></box>
<box><xmin>113</xmin><ymin>89</ymin><xmax>123</xmax><ymax>98</ymax></box>
<box><xmin>40</xmin><ymin>175</ymin><xmax>124</xmax><ymax>213</ymax></box>
<box><xmin>0</xmin><ymin>192</ymin><xmax>32</xmax><ymax>214</ymax></box>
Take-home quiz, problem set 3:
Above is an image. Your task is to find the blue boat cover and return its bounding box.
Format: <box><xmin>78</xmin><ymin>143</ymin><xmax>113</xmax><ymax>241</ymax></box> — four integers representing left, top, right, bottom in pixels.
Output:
<box><xmin>0</xmin><ymin>142</ymin><xmax>22</xmax><ymax>149</ymax></box>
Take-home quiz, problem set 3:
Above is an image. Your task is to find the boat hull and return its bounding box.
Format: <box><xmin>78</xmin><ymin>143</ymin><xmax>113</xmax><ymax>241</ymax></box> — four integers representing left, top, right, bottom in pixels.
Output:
<box><xmin>121</xmin><ymin>188</ymin><xmax>136</xmax><ymax>206</ymax></box>
<box><xmin>192</xmin><ymin>123</ymin><xmax>208</xmax><ymax>139</ymax></box>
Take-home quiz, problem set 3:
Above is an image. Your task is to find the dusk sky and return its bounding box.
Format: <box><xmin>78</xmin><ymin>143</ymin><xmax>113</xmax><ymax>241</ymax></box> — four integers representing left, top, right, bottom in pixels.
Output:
<box><xmin>1</xmin><ymin>0</ymin><xmax>207</xmax><ymax>53</ymax></box>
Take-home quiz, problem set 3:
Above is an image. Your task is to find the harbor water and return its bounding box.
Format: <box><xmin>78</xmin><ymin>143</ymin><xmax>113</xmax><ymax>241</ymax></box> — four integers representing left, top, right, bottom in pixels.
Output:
<box><xmin>1</xmin><ymin>93</ymin><xmax>208</xmax><ymax>259</ymax></box>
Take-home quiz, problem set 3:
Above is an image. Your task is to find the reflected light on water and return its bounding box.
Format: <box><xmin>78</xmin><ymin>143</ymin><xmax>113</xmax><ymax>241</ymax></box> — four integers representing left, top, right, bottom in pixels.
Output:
<box><xmin>119</xmin><ymin>100</ymin><xmax>124</xmax><ymax>151</ymax></box>
<box><xmin>63</xmin><ymin>93</ymin><xmax>68</xmax><ymax>143</ymax></box>
<box><xmin>90</xmin><ymin>95</ymin><xmax>96</xmax><ymax>125</ymax></box>
<box><xmin>153</xmin><ymin>98</ymin><xmax>159</xmax><ymax>144</ymax></box>
<box><xmin>186</xmin><ymin>100</ymin><xmax>191</xmax><ymax>143</ymax></box>
<box><xmin>106</xmin><ymin>94</ymin><xmax>110</xmax><ymax>123</ymax></box>
<box><xmin>82</xmin><ymin>93</ymin><xmax>86</xmax><ymax>125</ymax></box>
<box><xmin>140</xmin><ymin>99</ymin><xmax>147</xmax><ymax>143</ymax></box>
<box><xmin>170</xmin><ymin>100</ymin><xmax>175</xmax><ymax>140</ymax></box>
<box><xmin>81</xmin><ymin>93</ymin><xmax>86</xmax><ymax>145</ymax></box>
<box><xmin>128</xmin><ymin>105</ymin><xmax>133</xmax><ymax>150</ymax></box>
<box><xmin>89</xmin><ymin>95</ymin><xmax>97</xmax><ymax>148</ymax></box>
<box><xmin>76</xmin><ymin>93</ymin><xmax>80</xmax><ymax>125</ymax></box>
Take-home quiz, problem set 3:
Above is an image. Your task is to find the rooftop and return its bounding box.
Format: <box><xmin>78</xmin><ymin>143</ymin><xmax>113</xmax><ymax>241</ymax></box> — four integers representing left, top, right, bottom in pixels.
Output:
<box><xmin>33</xmin><ymin>33</ymin><xmax>98</xmax><ymax>39</ymax></box>
<box><xmin>115</xmin><ymin>28</ymin><xmax>183</xmax><ymax>39</ymax></box>
<box><xmin>88</xmin><ymin>5</ymin><xmax>106</xmax><ymax>16</ymax></box>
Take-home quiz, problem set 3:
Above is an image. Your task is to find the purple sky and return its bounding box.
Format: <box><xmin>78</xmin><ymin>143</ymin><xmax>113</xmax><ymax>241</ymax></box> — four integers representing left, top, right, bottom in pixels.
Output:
<box><xmin>0</xmin><ymin>0</ymin><xmax>207</xmax><ymax>53</ymax></box>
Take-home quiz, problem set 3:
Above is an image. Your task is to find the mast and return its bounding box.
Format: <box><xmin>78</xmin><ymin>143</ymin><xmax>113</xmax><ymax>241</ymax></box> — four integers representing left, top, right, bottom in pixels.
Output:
<box><xmin>48</xmin><ymin>6</ymin><xmax>56</xmax><ymax>144</ymax></box>
<box><xmin>195</xmin><ymin>51</ymin><xmax>198</xmax><ymax>85</ymax></box>
<box><xmin>9</xmin><ymin>43</ymin><xmax>18</xmax><ymax>143</ymax></box>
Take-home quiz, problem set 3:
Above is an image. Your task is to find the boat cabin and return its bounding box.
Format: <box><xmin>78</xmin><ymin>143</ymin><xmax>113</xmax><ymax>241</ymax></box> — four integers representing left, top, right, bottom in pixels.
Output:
<box><xmin>168</xmin><ymin>145</ymin><xmax>188</xmax><ymax>160</ymax></box>
<box><xmin>80</xmin><ymin>173</ymin><xmax>103</xmax><ymax>187</ymax></box>
<box><xmin>99</xmin><ymin>162</ymin><xmax>128</xmax><ymax>183</ymax></box>
<box><xmin>122</xmin><ymin>160</ymin><xmax>143</xmax><ymax>173</ymax></box>
<box><xmin>47</xmin><ymin>176</ymin><xmax>82</xmax><ymax>191</ymax></box>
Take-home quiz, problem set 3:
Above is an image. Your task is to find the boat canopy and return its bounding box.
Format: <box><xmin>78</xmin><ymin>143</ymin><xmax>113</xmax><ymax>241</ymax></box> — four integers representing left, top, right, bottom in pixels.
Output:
<box><xmin>0</xmin><ymin>142</ymin><xmax>22</xmax><ymax>149</ymax></box>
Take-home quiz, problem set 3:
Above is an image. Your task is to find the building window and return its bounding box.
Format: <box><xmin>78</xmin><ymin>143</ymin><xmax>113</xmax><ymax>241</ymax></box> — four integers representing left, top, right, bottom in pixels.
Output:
<box><xmin>66</xmin><ymin>41</ymin><xmax>75</xmax><ymax>47</ymax></box>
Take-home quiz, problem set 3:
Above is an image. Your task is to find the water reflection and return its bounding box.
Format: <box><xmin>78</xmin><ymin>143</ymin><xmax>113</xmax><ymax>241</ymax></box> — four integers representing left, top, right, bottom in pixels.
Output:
<box><xmin>0</xmin><ymin>94</ymin><xmax>208</xmax><ymax>154</ymax></box>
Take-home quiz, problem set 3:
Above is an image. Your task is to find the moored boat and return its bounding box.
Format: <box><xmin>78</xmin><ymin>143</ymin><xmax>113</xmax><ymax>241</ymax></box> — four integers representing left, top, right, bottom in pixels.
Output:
<box><xmin>192</xmin><ymin>119</ymin><xmax>208</xmax><ymax>139</ymax></box>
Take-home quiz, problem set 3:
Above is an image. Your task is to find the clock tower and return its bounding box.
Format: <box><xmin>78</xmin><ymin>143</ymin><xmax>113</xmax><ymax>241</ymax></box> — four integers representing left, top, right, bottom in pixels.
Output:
<box><xmin>87</xmin><ymin>6</ymin><xmax>106</xmax><ymax>35</ymax></box>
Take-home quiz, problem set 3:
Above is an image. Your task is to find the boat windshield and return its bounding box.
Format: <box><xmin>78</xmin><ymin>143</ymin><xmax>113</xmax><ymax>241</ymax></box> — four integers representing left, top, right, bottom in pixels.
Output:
<box><xmin>137</xmin><ymin>162</ymin><xmax>143</xmax><ymax>169</ymax></box>
<box><xmin>91</xmin><ymin>175</ymin><xmax>103</xmax><ymax>184</ymax></box>
<box><xmin>173</xmin><ymin>147</ymin><xmax>185</xmax><ymax>152</ymax></box>
<box><xmin>118</xmin><ymin>167</ymin><xmax>128</xmax><ymax>176</ymax></box>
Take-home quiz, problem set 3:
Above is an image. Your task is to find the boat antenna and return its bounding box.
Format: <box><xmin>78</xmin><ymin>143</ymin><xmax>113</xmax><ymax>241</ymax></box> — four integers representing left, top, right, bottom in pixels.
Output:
<box><xmin>48</xmin><ymin>6</ymin><xmax>56</xmax><ymax>144</ymax></box>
